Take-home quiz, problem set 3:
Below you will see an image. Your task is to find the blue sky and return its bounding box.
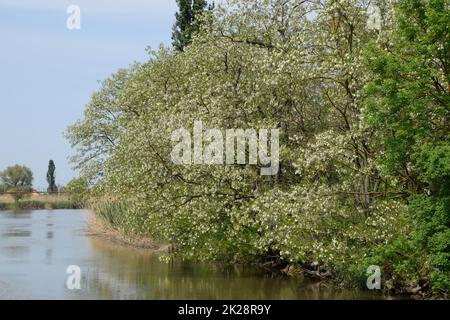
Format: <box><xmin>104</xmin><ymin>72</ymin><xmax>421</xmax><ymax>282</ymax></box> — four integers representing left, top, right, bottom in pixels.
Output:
<box><xmin>0</xmin><ymin>0</ymin><xmax>177</xmax><ymax>189</ymax></box>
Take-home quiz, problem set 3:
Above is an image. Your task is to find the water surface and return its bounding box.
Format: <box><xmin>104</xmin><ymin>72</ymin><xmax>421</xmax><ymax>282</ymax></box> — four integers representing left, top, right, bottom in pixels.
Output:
<box><xmin>0</xmin><ymin>210</ymin><xmax>385</xmax><ymax>300</ymax></box>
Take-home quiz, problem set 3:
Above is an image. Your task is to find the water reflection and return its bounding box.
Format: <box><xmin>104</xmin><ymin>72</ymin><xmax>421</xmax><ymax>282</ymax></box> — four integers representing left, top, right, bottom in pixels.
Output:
<box><xmin>45</xmin><ymin>248</ymin><xmax>53</xmax><ymax>261</ymax></box>
<box><xmin>1</xmin><ymin>245</ymin><xmax>30</xmax><ymax>258</ymax></box>
<box><xmin>3</xmin><ymin>211</ymin><xmax>33</xmax><ymax>219</ymax></box>
<box><xmin>0</xmin><ymin>210</ymin><xmax>386</xmax><ymax>300</ymax></box>
<box><xmin>84</xmin><ymin>237</ymin><xmax>383</xmax><ymax>300</ymax></box>
<box><xmin>1</xmin><ymin>230</ymin><xmax>31</xmax><ymax>238</ymax></box>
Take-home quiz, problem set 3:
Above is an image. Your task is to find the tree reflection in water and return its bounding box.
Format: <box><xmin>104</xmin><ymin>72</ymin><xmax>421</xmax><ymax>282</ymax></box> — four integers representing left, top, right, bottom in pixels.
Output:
<box><xmin>84</xmin><ymin>237</ymin><xmax>384</xmax><ymax>300</ymax></box>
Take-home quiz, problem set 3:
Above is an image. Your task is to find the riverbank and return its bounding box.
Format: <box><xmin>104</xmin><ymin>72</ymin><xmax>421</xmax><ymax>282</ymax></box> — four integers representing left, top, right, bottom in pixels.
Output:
<box><xmin>87</xmin><ymin>209</ymin><xmax>445</xmax><ymax>300</ymax></box>
<box><xmin>0</xmin><ymin>200</ymin><xmax>80</xmax><ymax>211</ymax></box>
<box><xmin>2</xmin><ymin>209</ymin><xmax>384</xmax><ymax>299</ymax></box>
<box><xmin>86</xmin><ymin>212</ymin><xmax>170</xmax><ymax>253</ymax></box>
<box><xmin>0</xmin><ymin>193</ymin><xmax>81</xmax><ymax>211</ymax></box>
<box><xmin>86</xmin><ymin>211</ymin><xmax>348</xmax><ymax>293</ymax></box>
<box><xmin>86</xmin><ymin>210</ymin><xmax>386</xmax><ymax>295</ymax></box>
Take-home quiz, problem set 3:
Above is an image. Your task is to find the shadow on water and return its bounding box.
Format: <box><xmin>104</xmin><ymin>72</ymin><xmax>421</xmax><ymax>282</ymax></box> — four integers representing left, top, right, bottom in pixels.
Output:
<box><xmin>84</xmin><ymin>237</ymin><xmax>385</xmax><ymax>300</ymax></box>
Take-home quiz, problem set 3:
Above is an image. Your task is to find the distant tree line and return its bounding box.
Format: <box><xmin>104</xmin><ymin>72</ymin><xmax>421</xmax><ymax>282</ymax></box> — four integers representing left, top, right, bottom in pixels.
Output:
<box><xmin>0</xmin><ymin>160</ymin><xmax>62</xmax><ymax>202</ymax></box>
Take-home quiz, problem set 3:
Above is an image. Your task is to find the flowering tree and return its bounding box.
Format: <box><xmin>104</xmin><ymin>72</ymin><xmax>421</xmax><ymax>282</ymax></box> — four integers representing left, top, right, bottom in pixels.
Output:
<box><xmin>67</xmin><ymin>0</ymin><xmax>448</xmax><ymax>294</ymax></box>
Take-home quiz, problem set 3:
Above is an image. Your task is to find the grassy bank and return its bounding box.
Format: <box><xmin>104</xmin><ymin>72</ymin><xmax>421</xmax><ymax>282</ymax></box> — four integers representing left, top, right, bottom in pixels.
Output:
<box><xmin>0</xmin><ymin>200</ymin><xmax>81</xmax><ymax>211</ymax></box>
<box><xmin>0</xmin><ymin>194</ymin><xmax>81</xmax><ymax>211</ymax></box>
<box><xmin>89</xmin><ymin>198</ymin><xmax>447</xmax><ymax>299</ymax></box>
<box><xmin>87</xmin><ymin>198</ymin><xmax>170</xmax><ymax>252</ymax></box>
<box><xmin>86</xmin><ymin>209</ymin><xmax>170</xmax><ymax>253</ymax></box>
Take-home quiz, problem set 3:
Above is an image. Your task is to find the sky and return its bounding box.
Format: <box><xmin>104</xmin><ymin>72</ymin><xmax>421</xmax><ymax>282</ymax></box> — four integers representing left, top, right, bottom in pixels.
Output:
<box><xmin>0</xmin><ymin>0</ymin><xmax>177</xmax><ymax>190</ymax></box>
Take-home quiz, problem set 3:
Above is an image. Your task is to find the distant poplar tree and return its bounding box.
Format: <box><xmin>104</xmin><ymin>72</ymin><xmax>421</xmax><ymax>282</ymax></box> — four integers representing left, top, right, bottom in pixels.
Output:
<box><xmin>47</xmin><ymin>160</ymin><xmax>57</xmax><ymax>193</ymax></box>
<box><xmin>172</xmin><ymin>0</ymin><xmax>209</xmax><ymax>52</ymax></box>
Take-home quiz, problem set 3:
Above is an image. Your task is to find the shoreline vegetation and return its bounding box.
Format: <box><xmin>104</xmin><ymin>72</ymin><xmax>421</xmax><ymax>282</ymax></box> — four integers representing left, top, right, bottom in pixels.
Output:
<box><xmin>87</xmin><ymin>203</ymin><xmax>437</xmax><ymax>300</ymax></box>
<box><xmin>0</xmin><ymin>194</ymin><xmax>80</xmax><ymax>211</ymax></box>
<box><xmin>66</xmin><ymin>0</ymin><xmax>449</xmax><ymax>300</ymax></box>
<box><xmin>86</xmin><ymin>210</ymin><xmax>170</xmax><ymax>253</ymax></box>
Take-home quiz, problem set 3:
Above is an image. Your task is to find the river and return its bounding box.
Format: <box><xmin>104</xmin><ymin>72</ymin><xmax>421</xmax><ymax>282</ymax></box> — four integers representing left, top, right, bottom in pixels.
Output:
<box><xmin>0</xmin><ymin>210</ymin><xmax>386</xmax><ymax>300</ymax></box>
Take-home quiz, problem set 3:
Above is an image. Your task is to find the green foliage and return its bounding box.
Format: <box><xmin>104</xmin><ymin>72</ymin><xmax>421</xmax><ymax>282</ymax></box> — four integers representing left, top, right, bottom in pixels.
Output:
<box><xmin>47</xmin><ymin>160</ymin><xmax>57</xmax><ymax>193</ymax></box>
<box><xmin>363</xmin><ymin>0</ymin><xmax>449</xmax><ymax>182</ymax></box>
<box><xmin>0</xmin><ymin>200</ymin><xmax>79</xmax><ymax>211</ymax></box>
<box><xmin>0</xmin><ymin>165</ymin><xmax>33</xmax><ymax>188</ymax></box>
<box><xmin>67</xmin><ymin>0</ymin><xmax>449</xmax><ymax>295</ymax></box>
<box><xmin>71</xmin><ymin>0</ymin><xmax>404</xmax><ymax>266</ymax></box>
<box><xmin>0</xmin><ymin>165</ymin><xmax>34</xmax><ymax>202</ymax></box>
<box><xmin>172</xmin><ymin>0</ymin><xmax>209</xmax><ymax>51</ymax></box>
<box><xmin>89</xmin><ymin>198</ymin><xmax>130</xmax><ymax>232</ymax></box>
<box><xmin>41</xmin><ymin>200</ymin><xmax>79</xmax><ymax>210</ymax></box>
<box><xmin>13</xmin><ymin>200</ymin><xmax>78</xmax><ymax>210</ymax></box>
<box><xmin>65</xmin><ymin>67</ymin><xmax>140</xmax><ymax>181</ymax></box>
<box><xmin>8</xmin><ymin>186</ymin><xmax>33</xmax><ymax>203</ymax></box>
<box><xmin>410</xmin><ymin>194</ymin><xmax>450</xmax><ymax>292</ymax></box>
<box><xmin>362</xmin><ymin>0</ymin><xmax>449</xmax><ymax>294</ymax></box>
<box><xmin>360</xmin><ymin>237</ymin><xmax>426</xmax><ymax>292</ymax></box>
<box><xmin>66</xmin><ymin>177</ymin><xmax>90</xmax><ymax>207</ymax></box>
<box><xmin>360</xmin><ymin>193</ymin><xmax>450</xmax><ymax>294</ymax></box>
